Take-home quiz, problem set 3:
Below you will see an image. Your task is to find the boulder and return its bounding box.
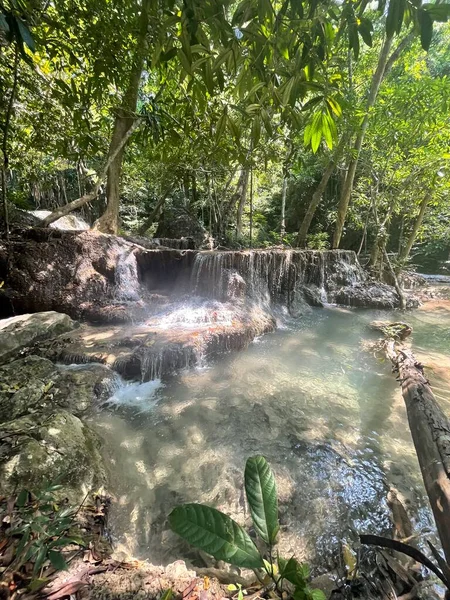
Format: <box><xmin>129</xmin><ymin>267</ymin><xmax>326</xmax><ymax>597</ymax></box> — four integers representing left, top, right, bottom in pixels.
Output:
<box><xmin>0</xmin><ymin>311</ymin><xmax>78</xmax><ymax>365</ymax></box>
<box><xmin>156</xmin><ymin>208</ymin><xmax>207</xmax><ymax>248</ymax></box>
<box><xmin>0</xmin><ymin>355</ymin><xmax>112</xmax><ymax>501</ymax></box>
<box><xmin>0</xmin><ymin>410</ymin><xmax>105</xmax><ymax>502</ymax></box>
<box><xmin>0</xmin><ymin>355</ymin><xmax>118</xmax><ymax>421</ymax></box>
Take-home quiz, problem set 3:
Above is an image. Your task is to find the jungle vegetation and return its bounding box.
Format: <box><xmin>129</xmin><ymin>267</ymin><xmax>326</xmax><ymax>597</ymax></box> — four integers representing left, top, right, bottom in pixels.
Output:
<box><xmin>1</xmin><ymin>0</ymin><xmax>450</xmax><ymax>272</ymax></box>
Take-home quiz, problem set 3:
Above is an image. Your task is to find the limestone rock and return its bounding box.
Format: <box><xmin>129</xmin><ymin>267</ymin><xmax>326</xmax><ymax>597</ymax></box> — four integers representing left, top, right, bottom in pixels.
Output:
<box><xmin>0</xmin><ymin>410</ymin><xmax>105</xmax><ymax>502</ymax></box>
<box><xmin>0</xmin><ymin>355</ymin><xmax>118</xmax><ymax>421</ymax></box>
<box><xmin>0</xmin><ymin>311</ymin><xmax>78</xmax><ymax>365</ymax></box>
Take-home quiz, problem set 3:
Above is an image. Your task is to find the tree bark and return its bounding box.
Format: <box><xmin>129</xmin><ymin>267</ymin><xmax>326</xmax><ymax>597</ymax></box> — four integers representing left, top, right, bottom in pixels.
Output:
<box><xmin>1</xmin><ymin>48</ymin><xmax>19</xmax><ymax>240</ymax></box>
<box><xmin>137</xmin><ymin>185</ymin><xmax>173</xmax><ymax>236</ymax></box>
<box><xmin>42</xmin><ymin>119</ymin><xmax>141</xmax><ymax>226</ymax></box>
<box><xmin>280</xmin><ymin>170</ymin><xmax>288</xmax><ymax>242</ymax></box>
<box><xmin>296</xmin><ymin>136</ymin><xmax>346</xmax><ymax>247</ymax></box>
<box><xmin>332</xmin><ymin>31</ymin><xmax>414</xmax><ymax>248</ymax></box>
<box><xmin>396</xmin><ymin>189</ymin><xmax>432</xmax><ymax>272</ymax></box>
<box><xmin>93</xmin><ymin>0</ymin><xmax>151</xmax><ymax>234</ymax></box>
<box><xmin>235</xmin><ymin>168</ymin><xmax>250</xmax><ymax>238</ymax></box>
<box><xmin>376</xmin><ymin>329</ymin><xmax>450</xmax><ymax>564</ymax></box>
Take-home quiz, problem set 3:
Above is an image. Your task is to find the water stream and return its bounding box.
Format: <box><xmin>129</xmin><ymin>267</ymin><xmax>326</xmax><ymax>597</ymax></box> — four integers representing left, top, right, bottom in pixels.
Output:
<box><xmin>88</xmin><ymin>301</ymin><xmax>450</xmax><ymax>570</ymax></box>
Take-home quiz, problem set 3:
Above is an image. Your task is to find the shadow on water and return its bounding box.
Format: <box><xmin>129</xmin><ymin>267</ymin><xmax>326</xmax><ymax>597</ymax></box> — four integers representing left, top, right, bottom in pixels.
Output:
<box><xmin>88</xmin><ymin>303</ymin><xmax>450</xmax><ymax>569</ymax></box>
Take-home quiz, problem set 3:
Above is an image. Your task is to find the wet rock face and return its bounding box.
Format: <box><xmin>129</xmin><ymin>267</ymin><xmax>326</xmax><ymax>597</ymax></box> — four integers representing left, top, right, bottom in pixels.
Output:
<box><xmin>0</xmin><ymin>311</ymin><xmax>78</xmax><ymax>365</ymax></box>
<box><xmin>1</xmin><ymin>230</ymin><xmax>184</xmax><ymax>323</ymax></box>
<box><xmin>57</xmin><ymin>302</ymin><xmax>276</xmax><ymax>382</ymax></box>
<box><xmin>191</xmin><ymin>249</ymin><xmax>401</xmax><ymax>309</ymax></box>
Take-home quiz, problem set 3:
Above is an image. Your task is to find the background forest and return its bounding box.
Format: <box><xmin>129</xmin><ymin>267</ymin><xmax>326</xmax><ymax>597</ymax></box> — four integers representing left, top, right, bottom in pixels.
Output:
<box><xmin>1</xmin><ymin>0</ymin><xmax>450</xmax><ymax>273</ymax></box>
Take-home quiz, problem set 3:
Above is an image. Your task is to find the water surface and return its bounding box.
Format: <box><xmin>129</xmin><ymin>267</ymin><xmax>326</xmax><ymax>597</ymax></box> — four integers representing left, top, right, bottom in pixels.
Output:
<box><xmin>90</xmin><ymin>302</ymin><xmax>450</xmax><ymax>569</ymax></box>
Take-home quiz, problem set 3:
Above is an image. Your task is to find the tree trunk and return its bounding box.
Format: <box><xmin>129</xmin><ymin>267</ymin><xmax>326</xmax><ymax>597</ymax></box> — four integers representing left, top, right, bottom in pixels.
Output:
<box><xmin>396</xmin><ymin>189</ymin><xmax>432</xmax><ymax>272</ymax></box>
<box><xmin>332</xmin><ymin>35</ymin><xmax>393</xmax><ymax>248</ymax></box>
<box><xmin>93</xmin><ymin>0</ymin><xmax>151</xmax><ymax>234</ymax></box>
<box><xmin>42</xmin><ymin>119</ymin><xmax>141</xmax><ymax>226</ymax></box>
<box><xmin>236</xmin><ymin>168</ymin><xmax>250</xmax><ymax>238</ymax></box>
<box><xmin>332</xmin><ymin>30</ymin><xmax>415</xmax><ymax>248</ymax></box>
<box><xmin>1</xmin><ymin>48</ymin><xmax>19</xmax><ymax>240</ymax></box>
<box><xmin>138</xmin><ymin>186</ymin><xmax>173</xmax><ymax>236</ymax></box>
<box><xmin>376</xmin><ymin>329</ymin><xmax>450</xmax><ymax>563</ymax></box>
<box><xmin>296</xmin><ymin>135</ymin><xmax>347</xmax><ymax>247</ymax></box>
<box><xmin>280</xmin><ymin>170</ymin><xmax>288</xmax><ymax>242</ymax></box>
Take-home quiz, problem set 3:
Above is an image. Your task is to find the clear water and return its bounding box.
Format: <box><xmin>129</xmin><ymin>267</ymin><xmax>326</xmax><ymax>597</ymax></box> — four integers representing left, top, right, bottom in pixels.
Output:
<box><xmin>89</xmin><ymin>302</ymin><xmax>450</xmax><ymax>570</ymax></box>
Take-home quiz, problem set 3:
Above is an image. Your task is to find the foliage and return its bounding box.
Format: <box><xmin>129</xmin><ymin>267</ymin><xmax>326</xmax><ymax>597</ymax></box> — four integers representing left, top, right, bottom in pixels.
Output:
<box><xmin>1</xmin><ymin>478</ymin><xmax>86</xmax><ymax>592</ymax></box>
<box><xmin>1</xmin><ymin>0</ymin><xmax>450</xmax><ymax>267</ymax></box>
<box><xmin>169</xmin><ymin>456</ymin><xmax>325</xmax><ymax>600</ymax></box>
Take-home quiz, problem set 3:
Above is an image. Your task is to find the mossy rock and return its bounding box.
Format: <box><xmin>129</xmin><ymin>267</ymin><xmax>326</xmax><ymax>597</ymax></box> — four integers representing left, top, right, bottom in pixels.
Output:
<box><xmin>0</xmin><ymin>410</ymin><xmax>106</xmax><ymax>502</ymax></box>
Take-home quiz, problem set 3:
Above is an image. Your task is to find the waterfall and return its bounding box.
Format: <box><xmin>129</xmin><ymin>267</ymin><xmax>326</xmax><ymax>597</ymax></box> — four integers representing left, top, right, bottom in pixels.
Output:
<box><xmin>190</xmin><ymin>249</ymin><xmax>366</xmax><ymax>308</ymax></box>
<box><xmin>115</xmin><ymin>248</ymin><xmax>141</xmax><ymax>302</ymax></box>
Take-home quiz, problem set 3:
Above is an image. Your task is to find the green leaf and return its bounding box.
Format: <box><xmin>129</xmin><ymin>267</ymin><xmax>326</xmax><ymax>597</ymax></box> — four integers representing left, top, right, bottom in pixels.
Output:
<box><xmin>279</xmin><ymin>556</ymin><xmax>310</xmax><ymax>587</ymax></box>
<box><xmin>418</xmin><ymin>8</ymin><xmax>433</xmax><ymax>51</ymax></box>
<box><xmin>309</xmin><ymin>590</ymin><xmax>326</xmax><ymax>600</ymax></box>
<box><xmin>16</xmin><ymin>18</ymin><xmax>35</xmax><ymax>52</ymax></box>
<box><xmin>227</xmin><ymin>116</ymin><xmax>241</xmax><ymax>141</ymax></box>
<box><xmin>178</xmin><ymin>49</ymin><xmax>192</xmax><ymax>75</ymax></box>
<box><xmin>358</xmin><ymin>18</ymin><xmax>373</xmax><ymax>47</ymax></box>
<box><xmin>33</xmin><ymin>545</ymin><xmax>48</xmax><ymax>576</ymax></box>
<box><xmin>160</xmin><ymin>47</ymin><xmax>177</xmax><ymax>63</ymax></box>
<box><xmin>325</xmin><ymin>96</ymin><xmax>342</xmax><ymax>118</ymax></box>
<box><xmin>169</xmin><ymin>504</ymin><xmax>263</xmax><ymax>569</ymax></box>
<box><xmin>244</xmin><ymin>456</ymin><xmax>279</xmax><ymax>545</ymax></box>
<box><xmin>422</xmin><ymin>3</ymin><xmax>450</xmax><ymax>23</ymax></box>
<box><xmin>290</xmin><ymin>0</ymin><xmax>303</xmax><ymax>18</ymax></box>
<box><xmin>310</xmin><ymin>113</ymin><xmax>323</xmax><ymax>153</ymax></box>
<box><xmin>386</xmin><ymin>0</ymin><xmax>405</xmax><ymax>38</ymax></box>
<box><xmin>48</xmin><ymin>550</ymin><xmax>68</xmax><ymax>571</ymax></box>
<box><xmin>0</xmin><ymin>13</ymin><xmax>9</xmax><ymax>32</ymax></box>
<box><xmin>28</xmin><ymin>578</ymin><xmax>50</xmax><ymax>593</ymax></box>
<box><xmin>17</xmin><ymin>489</ymin><xmax>28</xmax><ymax>507</ymax></box>
<box><xmin>251</xmin><ymin>117</ymin><xmax>261</xmax><ymax>148</ymax></box>
<box><xmin>160</xmin><ymin>589</ymin><xmax>173</xmax><ymax>600</ymax></box>
<box><xmin>215</xmin><ymin>111</ymin><xmax>227</xmax><ymax>142</ymax></box>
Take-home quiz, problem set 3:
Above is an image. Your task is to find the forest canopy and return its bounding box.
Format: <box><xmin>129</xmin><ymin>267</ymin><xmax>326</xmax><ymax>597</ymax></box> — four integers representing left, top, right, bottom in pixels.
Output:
<box><xmin>1</xmin><ymin>0</ymin><xmax>450</xmax><ymax>272</ymax></box>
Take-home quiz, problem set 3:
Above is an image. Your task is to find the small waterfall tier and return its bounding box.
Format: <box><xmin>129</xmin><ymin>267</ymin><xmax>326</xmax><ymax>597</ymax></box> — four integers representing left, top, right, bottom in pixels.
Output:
<box><xmin>190</xmin><ymin>249</ymin><xmax>397</xmax><ymax>310</ymax></box>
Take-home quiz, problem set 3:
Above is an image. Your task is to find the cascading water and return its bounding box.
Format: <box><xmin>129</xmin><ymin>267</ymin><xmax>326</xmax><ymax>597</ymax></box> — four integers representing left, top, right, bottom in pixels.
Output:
<box><xmin>190</xmin><ymin>249</ymin><xmax>369</xmax><ymax>309</ymax></box>
<box><xmin>115</xmin><ymin>248</ymin><xmax>141</xmax><ymax>302</ymax></box>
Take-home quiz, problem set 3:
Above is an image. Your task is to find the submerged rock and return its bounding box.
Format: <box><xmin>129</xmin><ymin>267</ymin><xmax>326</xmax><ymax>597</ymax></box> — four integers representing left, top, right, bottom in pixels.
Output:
<box><xmin>0</xmin><ymin>311</ymin><xmax>78</xmax><ymax>365</ymax></box>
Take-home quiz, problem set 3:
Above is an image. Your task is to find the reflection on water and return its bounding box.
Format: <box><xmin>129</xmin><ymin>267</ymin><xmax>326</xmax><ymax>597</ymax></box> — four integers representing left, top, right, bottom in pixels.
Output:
<box><xmin>89</xmin><ymin>303</ymin><xmax>450</xmax><ymax>569</ymax></box>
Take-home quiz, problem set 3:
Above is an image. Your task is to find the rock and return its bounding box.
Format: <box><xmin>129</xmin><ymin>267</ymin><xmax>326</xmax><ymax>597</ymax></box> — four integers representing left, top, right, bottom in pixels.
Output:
<box><xmin>0</xmin><ymin>410</ymin><xmax>105</xmax><ymax>502</ymax></box>
<box><xmin>156</xmin><ymin>208</ymin><xmax>207</xmax><ymax>248</ymax></box>
<box><xmin>53</xmin><ymin>363</ymin><xmax>120</xmax><ymax>413</ymax></box>
<box><xmin>0</xmin><ymin>311</ymin><xmax>78</xmax><ymax>365</ymax></box>
<box><xmin>0</xmin><ymin>355</ymin><xmax>58</xmax><ymax>422</ymax></box>
<box><xmin>301</xmin><ymin>285</ymin><xmax>325</xmax><ymax>308</ymax></box>
<box><xmin>331</xmin><ymin>282</ymin><xmax>400</xmax><ymax>309</ymax></box>
<box><xmin>29</xmin><ymin>210</ymin><xmax>90</xmax><ymax>231</ymax></box>
<box><xmin>0</xmin><ymin>355</ymin><xmax>118</xmax><ymax>421</ymax></box>
<box><xmin>1</xmin><ymin>229</ymin><xmax>192</xmax><ymax>323</ymax></box>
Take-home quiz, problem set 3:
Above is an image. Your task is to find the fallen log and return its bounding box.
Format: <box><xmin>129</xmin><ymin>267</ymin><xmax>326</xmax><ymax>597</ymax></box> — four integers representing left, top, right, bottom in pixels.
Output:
<box><xmin>371</xmin><ymin>321</ymin><xmax>450</xmax><ymax>565</ymax></box>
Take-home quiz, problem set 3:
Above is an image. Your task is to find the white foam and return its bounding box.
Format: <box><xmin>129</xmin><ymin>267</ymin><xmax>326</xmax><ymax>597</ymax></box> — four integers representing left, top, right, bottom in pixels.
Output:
<box><xmin>103</xmin><ymin>379</ymin><xmax>164</xmax><ymax>411</ymax></box>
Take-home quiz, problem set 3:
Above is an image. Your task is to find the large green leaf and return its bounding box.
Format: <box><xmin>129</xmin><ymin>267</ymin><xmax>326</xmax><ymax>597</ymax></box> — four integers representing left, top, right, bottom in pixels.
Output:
<box><xmin>244</xmin><ymin>456</ymin><xmax>279</xmax><ymax>545</ymax></box>
<box><xmin>169</xmin><ymin>504</ymin><xmax>263</xmax><ymax>569</ymax></box>
<box><xmin>418</xmin><ymin>8</ymin><xmax>433</xmax><ymax>51</ymax></box>
<box><xmin>16</xmin><ymin>18</ymin><xmax>35</xmax><ymax>53</ymax></box>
